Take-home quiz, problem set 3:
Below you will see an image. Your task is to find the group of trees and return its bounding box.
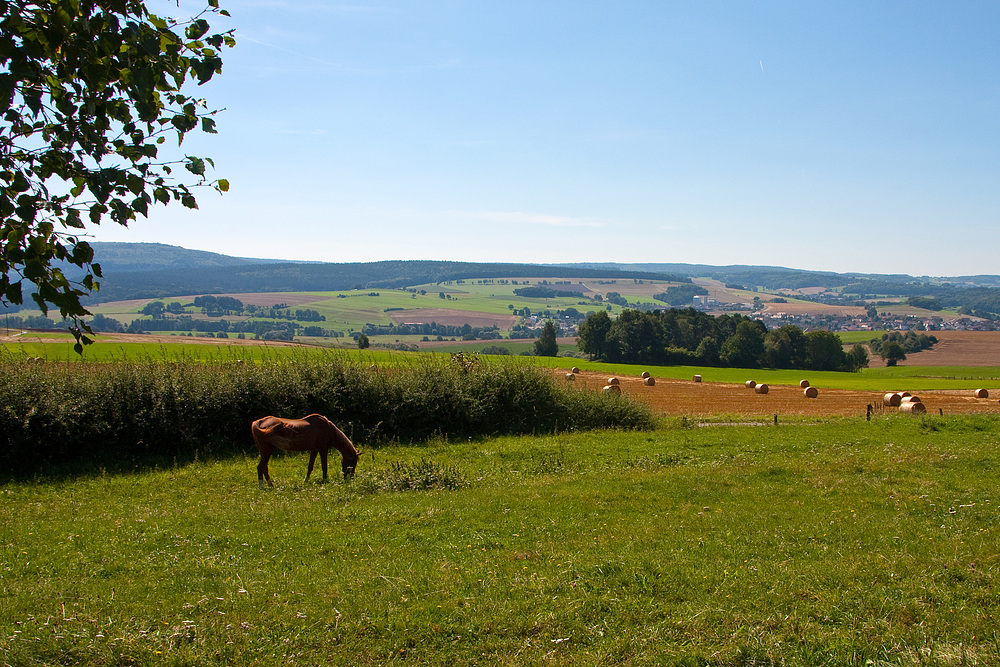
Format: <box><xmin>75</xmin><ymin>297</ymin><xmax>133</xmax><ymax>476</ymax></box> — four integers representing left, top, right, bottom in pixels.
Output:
<box><xmin>125</xmin><ymin>316</ymin><xmax>296</xmax><ymax>338</ymax></box>
<box><xmin>868</xmin><ymin>331</ymin><xmax>938</xmax><ymax>366</ymax></box>
<box><xmin>653</xmin><ymin>284</ymin><xmax>709</xmax><ymax>306</ymax></box>
<box><xmin>361</xmin><ymin>322</ymin><xmax>502</xmax><ymax>340</ymax></box>
<box><xmin>140</xmin><ymin>296</ymin><xmax>326</xmax><ymax>322</ymax></box>
<box><xmin>576</xmin><ymin>308</ymin><xmax>870</xmax><ymax>371</ymax></box>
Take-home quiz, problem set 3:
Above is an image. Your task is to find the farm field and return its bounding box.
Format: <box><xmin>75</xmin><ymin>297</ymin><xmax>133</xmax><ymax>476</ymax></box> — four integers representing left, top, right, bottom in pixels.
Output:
<box><xmin>565</xmin><ymin>370</ymin><xmax>1000</xmax><ymax>419</ymax></box>
<box><xmin>4</xmin><ymin>418</ymin><xmax>1000</xmax><ymax>664</ymax></box>
<box><xmin>78</xmin><ymin>277</ymin><xmax>667</xmax><ymax>335</ymax></box>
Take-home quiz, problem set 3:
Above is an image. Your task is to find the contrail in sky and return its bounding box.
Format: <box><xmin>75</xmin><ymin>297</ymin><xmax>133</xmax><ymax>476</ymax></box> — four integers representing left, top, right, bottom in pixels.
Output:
<box><xmin>760</xmin><ymin>60</ymin><xmax>764</xmax><ymax>73</ymax></box>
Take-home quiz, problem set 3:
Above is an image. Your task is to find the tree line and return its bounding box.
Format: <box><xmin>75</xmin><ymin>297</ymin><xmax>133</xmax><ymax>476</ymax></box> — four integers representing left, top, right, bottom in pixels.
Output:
<box><xmin>577</xmin><ymin>308</ymin><xmax>870</xmax><ymax>371</ymax></box>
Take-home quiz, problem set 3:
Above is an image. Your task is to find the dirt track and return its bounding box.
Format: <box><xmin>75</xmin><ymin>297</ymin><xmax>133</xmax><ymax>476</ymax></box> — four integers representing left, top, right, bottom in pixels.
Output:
<box><xmin>568</xmin><ymin>371</ymin><xmax>1000</xmax><ymax>419</ymax></box>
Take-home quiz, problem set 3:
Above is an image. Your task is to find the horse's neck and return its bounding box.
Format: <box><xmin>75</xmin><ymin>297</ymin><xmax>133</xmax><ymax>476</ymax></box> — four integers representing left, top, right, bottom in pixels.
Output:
<box><xmin>331</xmin><ymin>426</ymin><xmax>357</xmax><ymax>456</ymax></box>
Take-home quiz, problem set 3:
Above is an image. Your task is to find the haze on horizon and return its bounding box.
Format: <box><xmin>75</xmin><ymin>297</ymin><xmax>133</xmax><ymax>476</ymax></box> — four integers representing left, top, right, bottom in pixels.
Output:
<box><xmin>88</xmin><ymin>1</ymin><xmax>1000</xmax><ymax>278</ymax></box>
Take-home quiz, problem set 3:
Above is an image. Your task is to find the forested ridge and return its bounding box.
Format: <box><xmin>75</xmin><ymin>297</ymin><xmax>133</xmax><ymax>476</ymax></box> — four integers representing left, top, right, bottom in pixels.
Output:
<box><xmin>41</xmin><ymin>243</ymin><xmax>1000</xmax><ymax>321</ymax></box>
<box><xmin>83</xmin><ymin>259</ymin><xmax>684</xmax><ymax>303</ymax></box>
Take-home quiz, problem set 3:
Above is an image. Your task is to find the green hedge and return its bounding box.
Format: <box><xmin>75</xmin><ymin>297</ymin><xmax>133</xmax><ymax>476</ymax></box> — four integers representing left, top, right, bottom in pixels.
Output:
<box><xmin>0</xmin><ymin>352</ymin><xmax>654</xmax><ymax>475</ymax></box>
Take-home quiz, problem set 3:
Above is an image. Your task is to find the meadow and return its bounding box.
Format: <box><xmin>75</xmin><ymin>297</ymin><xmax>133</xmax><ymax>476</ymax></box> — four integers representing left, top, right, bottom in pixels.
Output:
<box><xmin>4</xmin><ymin>416</ymin><xmax>1000</xmax><ymax>665</ymax></box>
<box><xmin>4</xmin><ymin>336</ymin><xmax>1000</xmax><ymax>664</ymax></box>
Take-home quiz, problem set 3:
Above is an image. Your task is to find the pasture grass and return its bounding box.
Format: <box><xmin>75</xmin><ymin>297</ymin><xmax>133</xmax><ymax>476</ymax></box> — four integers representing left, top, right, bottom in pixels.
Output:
<box><xmin>4</xmin><ymin>416</ymin><xmax>1000</xmax><ymax>665</ymax></box>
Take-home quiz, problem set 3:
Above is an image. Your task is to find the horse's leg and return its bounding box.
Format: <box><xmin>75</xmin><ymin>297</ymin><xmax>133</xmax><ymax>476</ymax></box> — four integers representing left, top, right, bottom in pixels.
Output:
<box><xmin>320</xmin><ymin>448</ymin><xmax>329</xmax><ymax>482</ymax></box>
<box><xmin>257</xmin><ymin>449</ymin><xmax>274</xmax><ymax>489</ymax></box>
<box><xmin>305</xmin><ymin>451</ymin><xmax>317</xmax><ymax>483</ymax></box>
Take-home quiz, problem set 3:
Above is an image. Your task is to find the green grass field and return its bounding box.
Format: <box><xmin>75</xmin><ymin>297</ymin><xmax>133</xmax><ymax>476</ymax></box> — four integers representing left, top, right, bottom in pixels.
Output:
<box><xmin>4</xmin><ymin>417</ymin><xmax>1000</xmax><ymax>665</ymax></box>
<box><xmin>5</xmin><ymin>335</ymin><xmax>1000</xmax><ymax>392</ymax></box>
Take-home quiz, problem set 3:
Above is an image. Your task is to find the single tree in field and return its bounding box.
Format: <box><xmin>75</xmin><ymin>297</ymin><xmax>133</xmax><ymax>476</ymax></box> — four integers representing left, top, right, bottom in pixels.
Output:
<box><xmin>534</xmin><ymin>320</ymin><xmax>559</xmax><ymax>357</ymax></box>
<box><xmin>357</xmin><ymin>333</ymin><xmax>370</xmax><ymax>350</ymax></box>
<box><xmin>879</xmin><ymin>341</ymin><xmax>906</xmax><ymax>367</ymax></box>
<box><xmin>1</xmin><ymin>0</ymin><xmax>234</xmax><ymax>350</ymax></box>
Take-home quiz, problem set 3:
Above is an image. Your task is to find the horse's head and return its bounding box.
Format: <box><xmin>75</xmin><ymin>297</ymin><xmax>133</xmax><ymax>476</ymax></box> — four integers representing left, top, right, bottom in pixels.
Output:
<box><xmin>342</xmin><ymin>449</ymin><xmax>360</xmax><ymax>479</ymax></box>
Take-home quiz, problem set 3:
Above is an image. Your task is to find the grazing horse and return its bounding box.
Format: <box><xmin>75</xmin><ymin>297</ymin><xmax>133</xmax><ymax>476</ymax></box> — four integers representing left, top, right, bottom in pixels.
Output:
<box><xmin>251</xmin><ymin>414</ymin><xmax>359</xmax><ymax>488</ymax></box>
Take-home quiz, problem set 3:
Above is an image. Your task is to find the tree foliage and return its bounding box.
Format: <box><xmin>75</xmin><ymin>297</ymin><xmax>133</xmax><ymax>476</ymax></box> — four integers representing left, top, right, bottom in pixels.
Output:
<box><xmin>0</xmin><ymin>0</ymin><xmax>234</xmax><ymax>350</ymax></box>
<box><xmin>576</xmin><ymin>307</ymin><xmax>869</xmax><ymax>371</ymax></box>
<box><xmin>534</xmin><ymin>320</ymin><xmax>559</xmax><ymax>357</ymax></box>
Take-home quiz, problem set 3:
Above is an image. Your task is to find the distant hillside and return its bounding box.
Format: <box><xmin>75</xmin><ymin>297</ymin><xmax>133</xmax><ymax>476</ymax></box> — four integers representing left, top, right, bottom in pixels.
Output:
<box><xmin>85</xmin><ymin>258</ymin><xmax>684</xmax><ymax>303</ymax></box>
<box><xmin>70</xmin><ymin>242</ymin><xmax>288</xmax><ymax>275</ymax></box>
<box><xmin>42</xmin><ymin>243</ymin><xmax>1000</xmax><ymax>319</ymax></box>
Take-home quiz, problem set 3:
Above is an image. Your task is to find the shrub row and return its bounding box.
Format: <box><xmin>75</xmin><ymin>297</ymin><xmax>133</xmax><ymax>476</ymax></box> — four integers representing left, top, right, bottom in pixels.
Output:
<box><xmin>0</xmin><ymin>351</ymin><xmax>654</xmax><ymax>475</ymax></box>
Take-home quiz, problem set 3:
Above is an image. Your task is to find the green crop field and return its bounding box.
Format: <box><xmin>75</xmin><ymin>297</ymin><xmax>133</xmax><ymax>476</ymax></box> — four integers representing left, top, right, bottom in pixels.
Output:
<box><xmin>4</xmin><ymin>417</ymin><xmax>1000</xmax><ymax>664</ymax></box>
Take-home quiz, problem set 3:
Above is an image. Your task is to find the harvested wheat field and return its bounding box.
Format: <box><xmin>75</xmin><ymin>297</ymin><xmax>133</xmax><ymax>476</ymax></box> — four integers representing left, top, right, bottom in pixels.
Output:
<box><xmin>892</xmin><ymin>330</ymin><xmax>1000</xmax><ymax>366</ymax></box>
<box><xmin>567</xmin><ymin>371</ymin><xmax>1000</xmax><ymax>419</ymax></box>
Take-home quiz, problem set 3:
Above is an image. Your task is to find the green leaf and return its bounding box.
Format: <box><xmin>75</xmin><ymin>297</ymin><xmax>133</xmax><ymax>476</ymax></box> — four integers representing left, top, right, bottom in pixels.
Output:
<box><xmin>185</xmin><ymin>157</ymin><xmax>206</xmax><ymax>176</ymax></box>
<box><xmin>216</xmin><ymin>178</ymin><xmax>229</xmax><ymax>192</ymax></box>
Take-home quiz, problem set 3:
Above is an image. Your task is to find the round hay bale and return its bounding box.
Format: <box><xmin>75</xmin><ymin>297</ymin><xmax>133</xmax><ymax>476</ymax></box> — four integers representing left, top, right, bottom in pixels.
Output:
<box><xmin>900</xmin><ymin>401</ymin><xmax>927</xmax><ymax>415</ymax></box>
<box><xmin>571</xmin><ymin>367</ymin><xmax>580</xmax><ymax>374</ymax></box>
<box><xmin>745</xmin><ymin>380</ymin><xmax>756</xmax><ymax>389</ymax></box>
<box><xmin>975</xmin><ymin>388</ymin><xmax>989</xmax><ymax>398</ymax></box>
<box><xmin>901</xmin><ymin>395</ymin><xmax>922</xmax><ymax>404</ymax></box>
<box><xmin>754</xmin><ymin>383</ymin><xmax>769</xmax><ymax>394</ymax></box>
<box><xmin>369</xmin><ymin>364</ymin><xmax>378</xmax><ymax>371</ymax></box>
<box><xmin>607</xmin><ymin>377</ymin><xmax>620</xmax><ymax>386</ymax></box>
<box><xmin>693</xmin><ymin>375</ymin><xmax>702</xmax><ymax>382</ymax></box>
<box><xmin>799</xmin><ymin>379</ymin><xmax>810</xmax><ymax>389</ymax></box>
<box><xmin>565</xmin><ymin>373</ymin><xmax>575</xmax><ymax>381</ymax></box>
<box><xmin>602</xmin><ymin>384</ymin><xmax>621</xmax><ymax>394</ymax></box>
<box><xmin>883</xmin><ymin>393</ymin><xmax>902</xmax><ymax>407</ymax></box>
<box><xmin>804</xmin><ymin>386</ymin><xmax>819</xmax><ymax>399</ymax></box>
<box><xmin>641</xmin><ymin>371</ymin><xmax>651</xmax><ymax>379</ymax></box>
<box><xmin>900</xmin><ymin>392</ymin><xmax>912</xmax><ymax>398</ymax></box>
<box><xmin>643</xmin><ymin>376</ymin><xmax>655</xmax><ymax>386</ymax></box>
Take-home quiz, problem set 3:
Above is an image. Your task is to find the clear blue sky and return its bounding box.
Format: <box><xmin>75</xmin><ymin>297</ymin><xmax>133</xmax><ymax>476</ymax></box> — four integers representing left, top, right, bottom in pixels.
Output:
<box><xmin>90</xmin><ymin>1</ymin><xmax>1000</xmax><ymax>276</ymax></box>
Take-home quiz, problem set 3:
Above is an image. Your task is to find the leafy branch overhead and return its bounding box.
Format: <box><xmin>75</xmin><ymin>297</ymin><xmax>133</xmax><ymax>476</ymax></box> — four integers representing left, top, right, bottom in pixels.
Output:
<box><xmin>0</xmin><ymin>0</ymin><xmax>234</xmax><ymax>350</ymax></box>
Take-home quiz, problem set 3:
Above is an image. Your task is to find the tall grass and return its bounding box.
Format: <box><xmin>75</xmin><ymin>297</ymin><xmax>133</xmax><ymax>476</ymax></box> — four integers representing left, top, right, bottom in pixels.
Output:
<box><xmin>0</xmin><ymin>351</ymin><xmax>653</xmax><ymax>476</ymax></box>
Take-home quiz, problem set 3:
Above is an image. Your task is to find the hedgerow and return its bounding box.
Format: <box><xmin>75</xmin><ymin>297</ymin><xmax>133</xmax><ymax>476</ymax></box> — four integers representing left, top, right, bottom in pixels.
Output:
<box><xmin>0</xmin><ymin>351</ymin><xmax>653</xmax><ymax>475</ymax></box>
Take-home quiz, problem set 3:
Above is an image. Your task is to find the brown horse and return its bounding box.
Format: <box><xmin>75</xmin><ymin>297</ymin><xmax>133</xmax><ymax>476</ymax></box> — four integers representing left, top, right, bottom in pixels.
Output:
<box><xmin>251</xmin><ymin>414</ymin><xmax>359</xmax><ymax>488</ymax></box>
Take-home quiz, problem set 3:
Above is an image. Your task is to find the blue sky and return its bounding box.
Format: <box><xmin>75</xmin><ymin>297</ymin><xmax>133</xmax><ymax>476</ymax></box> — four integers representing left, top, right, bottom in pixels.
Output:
<box><xmin>90</xmin><ymin>1</ymin><xmax>1000</xmax><ymax>276</ymax></box>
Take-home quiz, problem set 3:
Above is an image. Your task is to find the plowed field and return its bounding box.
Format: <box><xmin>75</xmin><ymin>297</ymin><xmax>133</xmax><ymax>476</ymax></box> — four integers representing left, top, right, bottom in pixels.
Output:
<box><xmin>567</xmin><ymin>371</ymin><xmax>1000</xmax><ymax>419</ymax></box>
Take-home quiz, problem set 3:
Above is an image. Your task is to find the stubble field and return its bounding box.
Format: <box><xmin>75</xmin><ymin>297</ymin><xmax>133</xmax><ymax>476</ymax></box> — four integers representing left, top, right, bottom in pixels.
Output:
<box><xmin>568</xmin><ymin>371</ymin><xmax>1000</xmax><ymax>419</ymax></box>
